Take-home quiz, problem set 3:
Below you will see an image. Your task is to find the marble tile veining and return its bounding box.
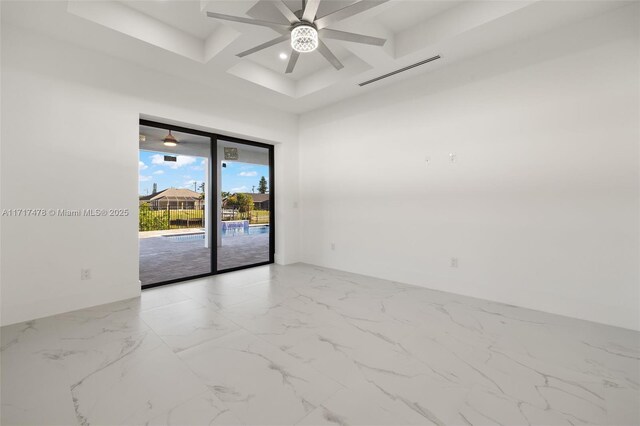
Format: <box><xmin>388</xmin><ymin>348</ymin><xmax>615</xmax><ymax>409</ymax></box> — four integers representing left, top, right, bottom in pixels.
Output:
<box><xmin>1</xmin><ymin>263</ymin><xmax>638</xmax><ymax>425</ymax></box>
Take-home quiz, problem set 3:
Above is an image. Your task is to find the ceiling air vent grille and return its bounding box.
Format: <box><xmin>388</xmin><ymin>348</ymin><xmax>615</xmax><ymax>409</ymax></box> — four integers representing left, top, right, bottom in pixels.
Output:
<box><xmin>358</xmin><ymin>55</ymin><xmax>441</xmax><ymax>87</ymax></box>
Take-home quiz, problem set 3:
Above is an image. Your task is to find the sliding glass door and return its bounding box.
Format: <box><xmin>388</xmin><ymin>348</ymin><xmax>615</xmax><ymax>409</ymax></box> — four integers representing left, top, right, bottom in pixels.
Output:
<box><xmin>138</xmin><ymin>120</ymin><xmax>274</xmax><ymax>288</ymax></box>
<box><xmin>216</xmin><ymin>139</ymin><xmax>273</xmax><ymax>271</ymax></box>
<box><xmin>138</xmin><ymin>124</ymin><xmax>213</xmax><ymax>287</ymax></box>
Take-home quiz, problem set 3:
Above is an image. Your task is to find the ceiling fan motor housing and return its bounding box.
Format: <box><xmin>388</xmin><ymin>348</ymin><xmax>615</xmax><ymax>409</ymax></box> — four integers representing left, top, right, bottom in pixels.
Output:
<box><xmin>291</xmin><ymin>23</ymin><xmax>318</xmax><ymax>53</ymax></box>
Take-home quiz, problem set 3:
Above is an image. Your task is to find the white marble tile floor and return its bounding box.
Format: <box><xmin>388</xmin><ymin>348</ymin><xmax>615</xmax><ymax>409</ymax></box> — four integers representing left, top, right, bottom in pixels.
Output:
<box><xmin>1</xmin><ymin>264</ymin><xmax>638</xmax><ymax>425</ymax></box>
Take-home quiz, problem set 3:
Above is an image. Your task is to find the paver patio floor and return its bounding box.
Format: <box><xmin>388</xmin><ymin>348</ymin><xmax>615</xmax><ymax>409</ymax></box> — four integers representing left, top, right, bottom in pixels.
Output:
<box><xmin>139</xmin><ymin>233</ymin><xmax>269</xmax><ymax>285</ymax></box>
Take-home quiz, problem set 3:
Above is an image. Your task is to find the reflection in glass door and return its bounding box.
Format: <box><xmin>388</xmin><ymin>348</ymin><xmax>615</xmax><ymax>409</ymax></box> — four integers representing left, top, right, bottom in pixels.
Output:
<box><xmin>138</xmin><ymin>124</ymin><xmax>213</xmax><ymax>287</ymax></box>
<box><xmin>217</xmin><ymin>139</ymin><xmax>273</xmax><ymax>271</ymax></box>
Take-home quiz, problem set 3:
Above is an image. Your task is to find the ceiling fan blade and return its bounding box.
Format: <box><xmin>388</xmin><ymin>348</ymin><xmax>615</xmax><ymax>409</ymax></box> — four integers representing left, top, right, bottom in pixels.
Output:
<box><xmin>285</xmin><ymin>51</ymin><xmax>300</xmax><ymax>74</ymax></box>
<box><xmin>273</xmin><ymin>1</ymin><xmax>300</xmax><ymax>24</ymax></box>
<box><xmin>314</xmin><ymin>0</ymin><xmax>388</xmax><ymax>30</ymax></box>
<box><xmin>319</xmin><ymin>29</ymin><xmax>386</xmax><ymax>46</ymax></box>
<box><xmin>302</xmin><ymin>0</ymin><xmax>321</xmax><ymax>22</ymax></box>
<box><xmin>317</xmin><ymin>40</ymin><xmax>343</xmax><ymax>70</ymax></box>
<box><xmin>206</xmin><ymin>12</ymin><xmax>290</xmax><ymax>30</ymax></box>
<box><xmin>236</xmin><ymin>34</ymin><xmax>290</xmax><ymax>58</ymax></box>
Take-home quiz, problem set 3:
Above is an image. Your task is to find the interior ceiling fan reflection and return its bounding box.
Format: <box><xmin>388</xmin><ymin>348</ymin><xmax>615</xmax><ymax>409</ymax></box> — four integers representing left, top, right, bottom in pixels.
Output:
<box><xmin>163</xmin><ymin>130</ymin><xmax>178</xmax><ymax>147</ymax></box>
<box><xmin>140</xmin><ymin>131</ymin><xmax>202</xmax><ymax>148</ymax></box>
<box><xmin>206</xmin><ymin>0</ymin><xmax>388</xmax><ymax>74</ymax></box>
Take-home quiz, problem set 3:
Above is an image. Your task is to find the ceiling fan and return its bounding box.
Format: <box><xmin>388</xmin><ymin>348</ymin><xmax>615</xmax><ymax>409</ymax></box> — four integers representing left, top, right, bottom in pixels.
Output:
<box><xmin>206</xmin><ymin>0</ymin><xmax>389</xmax><ymax>74</ymax></box>
<box><xmin>139</xmin><ymin>130</ymin><xmax>204</xmax><ymax>150</ymax></box>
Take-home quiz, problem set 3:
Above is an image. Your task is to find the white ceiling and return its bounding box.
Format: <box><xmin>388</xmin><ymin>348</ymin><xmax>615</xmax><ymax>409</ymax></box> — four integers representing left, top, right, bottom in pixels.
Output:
<box><xmin>120</xmin><ymin>0</ymin><xmax>221</xmax><ymax>39</ymax></box>
<box><xmin>375</xmin><ymin>1</ymin><xmax>462</xmax><ymax>32</ymax></box>
<box><xmin>1</xmin><ymin>0</ymin><xmax>631</xmax><ymax>114</ymax></box>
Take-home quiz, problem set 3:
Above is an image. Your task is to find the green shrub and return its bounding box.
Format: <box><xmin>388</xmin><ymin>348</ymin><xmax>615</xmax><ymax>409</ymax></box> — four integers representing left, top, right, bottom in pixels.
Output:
<box><xmin>139</xmin><ymin>203</ymin><xmax>168</xmax><ymax>231</ymax></box>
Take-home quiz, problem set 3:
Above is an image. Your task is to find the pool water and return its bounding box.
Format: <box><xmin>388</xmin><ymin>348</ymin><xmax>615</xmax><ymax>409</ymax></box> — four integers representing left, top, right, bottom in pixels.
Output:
<box><xmin>164</xmin><ymin>233</ymin><xmax>204</xmax><ymax>241</ymax></box>
<box><xmin>163</xmin><ymin>225</ymin><xmax>269</xmax><ymax>241</ymax></box>
<box><xmin>223</xmin><ymin>225</ymin><xmax>269</xmax><ymax>237</ymax></box>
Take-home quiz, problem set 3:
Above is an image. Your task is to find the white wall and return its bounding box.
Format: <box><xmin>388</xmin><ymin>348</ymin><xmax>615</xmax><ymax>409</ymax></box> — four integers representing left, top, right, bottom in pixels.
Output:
<box><xmin>2</xmin><ymin>4</ymin><xmax>638</xmax><ymax>332</ymax></box>
<box><xmin>298</xmin><ymin>5</ymin><xmax>640</xmax><ymax>331</ymax></box>
<box><xmin>0</xmin><ymin>25</ymin><xmax>299</xmax><ymax>326</ymax></box>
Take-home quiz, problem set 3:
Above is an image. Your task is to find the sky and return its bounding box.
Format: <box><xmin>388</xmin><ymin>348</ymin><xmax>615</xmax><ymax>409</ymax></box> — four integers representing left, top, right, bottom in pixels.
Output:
<box><xmin>139</xmin><ymin>150</ymin><xmax>269</xmax><ymax>196</ymax></box>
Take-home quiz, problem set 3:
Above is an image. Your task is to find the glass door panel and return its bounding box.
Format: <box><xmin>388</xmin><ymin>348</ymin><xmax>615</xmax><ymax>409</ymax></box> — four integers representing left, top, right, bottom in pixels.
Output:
<box><xmin>138</xmin><ymin>125</ymin><xmax>213</xmax><ymax>286</ymax></box>
<box><xmin>216</xmin><ymin>139</ymin><xmax>272</xmax><ymax>271</ymax></box>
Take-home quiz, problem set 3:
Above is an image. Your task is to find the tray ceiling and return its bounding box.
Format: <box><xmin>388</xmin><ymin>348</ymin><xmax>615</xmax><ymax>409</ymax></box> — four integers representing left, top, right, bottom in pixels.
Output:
<box><xmin>1</xmin><ymin>0</ymin><xmax>630</xmax><ymax>113</ymax></box>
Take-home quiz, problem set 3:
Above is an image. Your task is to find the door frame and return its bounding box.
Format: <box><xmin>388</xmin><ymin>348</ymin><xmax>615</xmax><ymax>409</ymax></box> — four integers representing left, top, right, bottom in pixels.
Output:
<box><xmin>139</xmin><ymin>119</ymin><xmax>275</xmax><ymax>289</ymax></box>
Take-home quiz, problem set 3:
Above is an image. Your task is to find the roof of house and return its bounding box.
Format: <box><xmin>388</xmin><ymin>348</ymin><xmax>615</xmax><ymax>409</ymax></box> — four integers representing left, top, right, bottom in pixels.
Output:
<box><xmin>139</xmin><ymin>188</ymin><xmax>201</xmax><ymax>201</ymax></box>
<box><xmin>238</xmin><ymin>193</ymin><xmax>269</xmax><ymax>203</ymax></box>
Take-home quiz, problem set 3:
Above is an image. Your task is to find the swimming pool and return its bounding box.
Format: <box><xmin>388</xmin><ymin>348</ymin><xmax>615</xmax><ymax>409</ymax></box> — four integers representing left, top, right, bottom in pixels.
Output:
<box><xmin>163</xmin><ymin>233</ymin><xmax>204</xmax><ymax>241</ymax></box>
<box><xmin>223</xmin><ymin>225</ymin><xmax>269</xmax><ymax>237</ymax></box>
<box><xmin>163</xmin><ymin>225</ymin><xmax>269</xmax><ymax>241</ymax></box>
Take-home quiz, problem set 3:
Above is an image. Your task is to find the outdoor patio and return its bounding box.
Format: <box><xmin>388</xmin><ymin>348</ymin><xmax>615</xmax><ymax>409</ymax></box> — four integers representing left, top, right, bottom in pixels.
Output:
<box><xmin>139</xmin><ymin>231</ymin><xmax>269</xmax><ymax>285</ymax></box>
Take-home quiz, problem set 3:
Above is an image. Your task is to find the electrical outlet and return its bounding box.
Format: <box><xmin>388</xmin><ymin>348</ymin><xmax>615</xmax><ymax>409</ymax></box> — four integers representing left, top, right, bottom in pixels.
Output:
<box><xmin>81</xmin><ymin>268</ymin><xmax>91</xmax><ymax>280</ymax></box>
<box><xmin>425</xmin><ymin>156</ymin><xmax>431</xmax><ymax>166</ymax></box>
<box><xmin>449</xmin><ymin>153</ymin><xmax>457</xmax><ymax>163</ymax></box>
<box><xmin>331</xmin><ymin>242</ymin><xmax>336</xmax><ymax>251</ymax></box>
<box><xmin>450</xmin><ymin>258</ymin><xmax>458</xmax><ymax>268</ymax></box>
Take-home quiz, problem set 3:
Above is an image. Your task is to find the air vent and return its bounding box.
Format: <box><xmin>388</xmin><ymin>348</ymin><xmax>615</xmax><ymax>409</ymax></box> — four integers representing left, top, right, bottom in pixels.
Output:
<box><xmin>358</xmin><ymin>55</ymin><xmax>441</xmax><ymax>87</ymax></box>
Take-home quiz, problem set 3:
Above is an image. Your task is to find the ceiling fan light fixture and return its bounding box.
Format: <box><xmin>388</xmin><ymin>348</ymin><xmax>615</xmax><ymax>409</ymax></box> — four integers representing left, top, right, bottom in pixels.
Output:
<box><xmin>163</xmin><ymin>130</ymin><xmax>178</xmax><ymax>147</ymax></box>
<box><xmin>291</xmin><ymin>24</ymin><xmax>318</xmax><ymax>53</ymax></box>
<box><xmin>205</xmin><ymin>0</ymin><xmax>390</xmax><ymax>73</ymax></box>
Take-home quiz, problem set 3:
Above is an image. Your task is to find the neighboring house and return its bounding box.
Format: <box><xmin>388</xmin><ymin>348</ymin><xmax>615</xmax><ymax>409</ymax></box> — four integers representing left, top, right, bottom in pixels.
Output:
<box><xmin>139</xmin><ymin>188</ymin><xmax>204</xmax><ymax>210</ymax></box>
<box><xmin>139</xmin><ymin>194</ymin><xmax>155</xmax><ymax>204</ymax></box>
<box><xmin>239</xmin><ymin>193</ymin><xmax>270</xmax><ymax>210</ymax></box>
<box><xmin>221</xmin><ymin>193</ymin><xmax>270</xmax><ymax>210</ymax></box>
